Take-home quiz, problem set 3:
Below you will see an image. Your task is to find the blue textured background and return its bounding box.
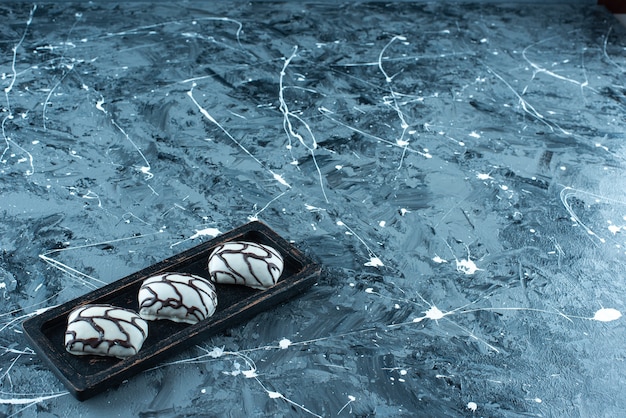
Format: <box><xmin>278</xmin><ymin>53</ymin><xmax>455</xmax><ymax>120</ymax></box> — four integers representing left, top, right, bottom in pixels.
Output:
<box><xmin>1</xmin><ymin>2</ymin><xmax>625</xmax><ymax>417</ymax></box>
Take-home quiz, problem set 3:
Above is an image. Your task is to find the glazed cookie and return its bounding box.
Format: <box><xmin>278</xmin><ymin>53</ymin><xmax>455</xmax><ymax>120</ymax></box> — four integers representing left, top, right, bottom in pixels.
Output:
<box><xmin>208</xmin><ymin>241</ymin><xmax>284</xmax><ymax>290</ymax></box>
<box><xmin>65</xmin><ymin>304</ymin><xmax>148</xmax><ymax>359</ymax></box>
<box><xmin>138</xmin><ymin>272</ymin><xmax>218</xmax><ymax>325</ymax></box>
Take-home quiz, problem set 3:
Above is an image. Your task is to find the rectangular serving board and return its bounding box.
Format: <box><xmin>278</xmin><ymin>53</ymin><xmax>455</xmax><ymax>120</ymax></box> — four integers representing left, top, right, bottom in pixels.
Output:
<box><xmin>22</xmin><ymin>221</ymin><xmax>321</xmax><ymax>401</ymax></box>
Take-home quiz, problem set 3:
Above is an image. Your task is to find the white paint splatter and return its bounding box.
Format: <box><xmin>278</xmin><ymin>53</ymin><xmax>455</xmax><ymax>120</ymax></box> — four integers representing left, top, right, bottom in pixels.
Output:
<box><xmin>95</xmin><ymin>97</ymin><xmax>106</xmax><ymax>113</ymax></box>
<box><xmin>425</xmin><ymin>305</ymin><xmax>445</xmax><ymax>320</ymax></box>
<box><xmin>432</xmin><ymin>255</ymin><xmax>447</xmax><ymax>263</ymax></box>
<box><xmin>412</xmin><ymin>305</ymin><xmax>451</xmax><ymax>323</ymax></box>
<box><xmin>273</xmin><ymin>172</ymin><xmax>290</xmax><ymax>187</ymax></box>
<box><xmin>190</xmin><ymin>228</ymin><xmax>221</xmax><ymax>240</ymax></box>
<box><xmin>242</xmin><ymin>369</ymin><xmax>258</xmax><ymax>378</ymax></box>
<box><xmin>338</xmin><ymin>395</ymin><xmax>356</xmax><ymax>414</ymax></box>
<box><xmin>456</xmin><ymin>258</ymin><xmax>481</xmax><ymax>275</ymax></box>
<box><xmin>207</xmin><ymin>346</ymin><xmax>224</xmax><ymax>358</ymax></box>
<box><xmin>305</xmin><ymin>203</ymin><xmax>325</xmax><ymax>212</ymax></box>
<box><xmin>0</xmin><ymin>392</ymin><xmax>68</xmax><ymax>405</ymax></box>
<box><xmin>278</xmin><ymin>46</ymin><xmax>324</xmax><ymax>200</ymax></box>
<box><xmin>592</xmin><ymin>308</ymin><xmax>621</xmax><ymax>322</ymax></box>
<box><xmin>278</xmin><ymin>338</ymin><xmax>291</xmax><ymax>349</ymax></box>
<box><xmin>365</xmin><ymin>257</ymin><xmax>384</xmax><ymax>267</ymax></box>
<box><xmin>608</xmin><ymin>224</ymin><xmax>622</xmax><ymax>234</ymax></box>
<box><xmin>467</xmin><ymin>401</ymin><xmax>478</xmax><ymax>411</ymax></box>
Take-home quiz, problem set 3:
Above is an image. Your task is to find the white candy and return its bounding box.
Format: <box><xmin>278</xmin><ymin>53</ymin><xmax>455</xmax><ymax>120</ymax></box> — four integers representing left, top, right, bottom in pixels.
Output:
<box><xmin>65</xmin><ymin>304</ymin><xmax>148</xmax><ymax>359</ymax></box>
<box><xmin>208</xmin><ymin>241</ymin><xmax>284</xmax><ymax>290</ymax></box>
<box><xmin>138</xmin><ymin>272</ymin><xmax>218</xmax><ymax>324</ymax></box>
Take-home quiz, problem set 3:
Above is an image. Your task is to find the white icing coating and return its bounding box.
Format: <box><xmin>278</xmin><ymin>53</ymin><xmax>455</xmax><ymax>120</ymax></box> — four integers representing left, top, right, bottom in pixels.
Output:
<box><xmin>65</xmin><ymin>304</ymin><xmax>148</xmax><ymax>359</ymax></box>
<box><xmin>138</xmin><ymin>272</ymin><xmax>218</xmax><ymax>324</ymax></box>
<box><xmin>208</xmin><ymin>241</ymin><xmax>284</xmax><ymax>290</ymax></box>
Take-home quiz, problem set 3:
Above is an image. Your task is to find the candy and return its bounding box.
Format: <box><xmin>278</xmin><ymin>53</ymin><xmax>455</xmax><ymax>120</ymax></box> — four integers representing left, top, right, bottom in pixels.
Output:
<box><xmin>138</xmin><ymin>272</ymin><xmax>218</xmax><ymax>324</ymax></box>
<box><xmin>208</xmin><ymin>241</ymin><xmax>284</xmax><ymax>290</ymax></box>
<box><xmin>65</xmin><ymin>304</ymin><xmax>148</xmax><ymax>359</ymax></box>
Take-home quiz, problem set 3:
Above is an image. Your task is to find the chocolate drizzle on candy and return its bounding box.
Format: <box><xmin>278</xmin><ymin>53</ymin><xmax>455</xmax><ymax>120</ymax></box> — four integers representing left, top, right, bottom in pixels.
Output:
<box><xmin>138</xmin><ymin>272</ymin><xmax>218</xmax><ymax>324</ymax></box>
<box><xmin>64</xmin><ymin>241</ymin><xmax>283</xmax><ymax>361</ymax></box>
<box><xmin>208</xmin><ymin>241</ymin><xmax>284</xmax><ymax>290</ymax></box>
<box><xmin>65</xmin><ymin>304</ymin><xmax>148</xmax><ymax>359</ymax></box>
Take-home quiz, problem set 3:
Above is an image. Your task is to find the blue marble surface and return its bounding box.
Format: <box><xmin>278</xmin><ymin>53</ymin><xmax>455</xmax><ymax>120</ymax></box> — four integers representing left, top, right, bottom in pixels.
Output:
<box><xmin>1</xmin><ymin>1</ymin><xmax>625</xmax><ymax>417</ymax></box>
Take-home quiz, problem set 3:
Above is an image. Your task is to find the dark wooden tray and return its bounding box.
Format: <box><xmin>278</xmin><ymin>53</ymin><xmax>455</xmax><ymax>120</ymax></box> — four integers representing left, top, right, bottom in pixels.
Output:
<box><xmin>22</xmin><ymin>221</ymin><xmax>320</xmax><ymax>401</ymax></box>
